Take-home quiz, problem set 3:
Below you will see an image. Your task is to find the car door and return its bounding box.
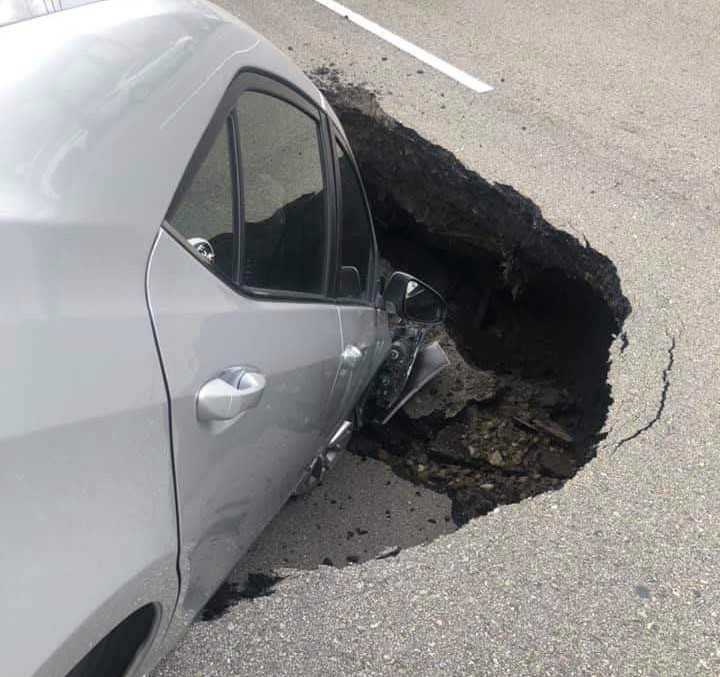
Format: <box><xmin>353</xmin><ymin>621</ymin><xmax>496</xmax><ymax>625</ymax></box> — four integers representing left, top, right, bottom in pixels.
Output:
<box><xmin>146</xmin><ymin>74</ymin><xmax>342</xmax><ymax>615</ymax></box>
<box><xmin>324</xmin><ymin>134</ymin><xmax>390</xmax><ymax>433</ymax></box>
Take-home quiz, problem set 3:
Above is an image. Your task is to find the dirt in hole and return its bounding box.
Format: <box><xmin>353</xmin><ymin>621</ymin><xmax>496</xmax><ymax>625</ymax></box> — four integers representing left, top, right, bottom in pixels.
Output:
<box><xmin>313</xmin><ymin>72</ymin><xmax>630</xmax><ymax>525</ymax></box>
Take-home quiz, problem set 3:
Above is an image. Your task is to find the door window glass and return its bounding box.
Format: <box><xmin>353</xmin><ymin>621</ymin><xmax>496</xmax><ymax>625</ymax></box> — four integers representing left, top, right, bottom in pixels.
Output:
<box><xmin>167</xmin><ymin>119</ymin><xmax>235</xmax><ymax>279</ymax></box>
<box><xmin>236</xmin><ymin>91</ymin><xmax>327</xmax><ymax>296</ymax></box>
<box><xmin>335</xmin><ymin>141</ymin><xmax>374</xmax><ymax>301</ymax></box>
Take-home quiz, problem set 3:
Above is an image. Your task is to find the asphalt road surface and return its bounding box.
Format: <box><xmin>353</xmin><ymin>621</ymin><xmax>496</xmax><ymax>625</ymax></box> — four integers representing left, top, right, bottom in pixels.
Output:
<box><xmin>155</xmin><ymin>1</ymin><xmax>720</xmax><ymax>674</ymax></box>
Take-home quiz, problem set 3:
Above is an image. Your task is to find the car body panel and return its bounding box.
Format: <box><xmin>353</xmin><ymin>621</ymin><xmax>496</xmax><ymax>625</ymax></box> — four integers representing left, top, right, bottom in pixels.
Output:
<box><xmin>146</xmin><ymin>230</ymin><xmax>343</xmax><ymax>622</ymax></box>
<box><xmin>326</xmin><ymin>306</ymin><xmax>389</xmax><ymax>432</ymax></box>
<box><xmin>0</xmin><ymin>1</ymin><xmax>387</xmax><ymax>674</ymax></box>
<box><xmin>0</xmin><ymin>3</ymin><xmax>233</xmax><ymax>675</ymax></box>
<box><xmin>0</xmin><ymin>0</ymin><xmax>106</xmax><ymax>28</ymax></box>
<box><xmin>0</xmin><ymin>47</ymin><xmax>178</xmax><ymax>677</ymax></box>
<box><xmin>0</xmin><ymin>0</ymin><xmax>51</xmax><ymax>29</ymax></box>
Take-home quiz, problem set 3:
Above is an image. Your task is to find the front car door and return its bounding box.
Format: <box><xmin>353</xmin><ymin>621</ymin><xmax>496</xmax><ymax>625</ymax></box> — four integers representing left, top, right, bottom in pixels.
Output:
<box><xmin>147</xmin><ymin>74</ymin><xmax>342</xmax><ymax>617</ymax></box>
<box><xmin>324</xmin><ymin>134</ymin><xmax>390</xmax><ymax>432</ymax></box>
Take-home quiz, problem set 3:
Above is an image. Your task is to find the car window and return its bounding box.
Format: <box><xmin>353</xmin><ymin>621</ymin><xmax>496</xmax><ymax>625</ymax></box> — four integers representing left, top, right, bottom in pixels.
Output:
<box><xmin>335</xmin><ymin>140</ymin><xmax>374</xmax><ymax>302</ymax></box>
<box><xmin>235</xmin><ymin>91</ymin><xmax>327</xmax><ymax>296</ymax></box>
<box><xmin>167</xmin><ymin>118</ymin><xmax>236</xmax><ymax>280</ymax></box>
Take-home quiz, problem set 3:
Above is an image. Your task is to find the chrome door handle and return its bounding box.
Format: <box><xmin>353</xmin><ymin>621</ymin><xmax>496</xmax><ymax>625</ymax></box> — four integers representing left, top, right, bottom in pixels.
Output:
<box><xmin>341</xmin><ymin>344</ymin><xmax>363</xmax><ymax>370</ymax></box>
<box><xmin>197</xmin><ymin>368</ymin><xmax>266</xmax><ymax>421</ymax></box>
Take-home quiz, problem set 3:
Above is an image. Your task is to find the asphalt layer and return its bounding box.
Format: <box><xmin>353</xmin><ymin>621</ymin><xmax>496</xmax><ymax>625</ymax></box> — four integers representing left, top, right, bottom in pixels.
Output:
<box><xmin>230</xmin><ymin>453</ymin><xmax>455</xmax><ymax>577</ymax></box>
<box><xmin>155</xmin><ymin>1</ymin><xmax>720</xmax><ymax>674</ymax></box>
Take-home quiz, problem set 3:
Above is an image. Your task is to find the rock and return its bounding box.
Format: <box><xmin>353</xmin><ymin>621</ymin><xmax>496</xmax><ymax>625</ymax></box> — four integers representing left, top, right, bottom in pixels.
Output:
<box><xmin>428</xmin><ymin>421</ymin><xmax>470</xmax><ymax>461</ymax></box>
<box><xmin>416</xmin><ymin>467</ymin><xmax>432</xmax><ymax>482</ymax></box>
<box><xmin>487</xmin><ymin>450</ymin><xmax>504</xmax><ymax>466</ymax></box>
<box><xmin>375</xmin><ymin>546</ymin><xmax>401</xmax><ymax>560</ymax></box>
<box><xmin>539</xmin><ymin>447</ymin><xmax>576</xmax><ymax>478</ymax></box>
<box><xmin>531</xmin><ymin>419</ymin><xmax>574</xmax><ymax>445</ymax></box>
<box><xmin>376</xmin><ymin>448</ymin><xmax>394</xmax><ymax>464</ymax></box>
<box><xmin>513</xmin><ymin>416</ymin><xmax>573</xmax><ymax>447</ymax></box>
<box><xmin>429</xmin><ymin>412</ymin><xmax>526</xmax><ymax>469</ymax></box>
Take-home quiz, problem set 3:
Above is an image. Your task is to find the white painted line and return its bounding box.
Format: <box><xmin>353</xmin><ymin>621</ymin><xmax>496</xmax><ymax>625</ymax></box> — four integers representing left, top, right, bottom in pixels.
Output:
<box><xmin>312</xmin><ymin>0</ymin><xmax>493</xmax><ymax>94</ymax></box>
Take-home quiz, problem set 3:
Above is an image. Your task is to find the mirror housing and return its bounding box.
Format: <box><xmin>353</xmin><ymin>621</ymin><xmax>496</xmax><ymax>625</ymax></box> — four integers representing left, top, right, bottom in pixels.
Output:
<box><xmin>384</xmin><ymin>271</ymin><xmax>446</xmax><ymax>324</ymax></box>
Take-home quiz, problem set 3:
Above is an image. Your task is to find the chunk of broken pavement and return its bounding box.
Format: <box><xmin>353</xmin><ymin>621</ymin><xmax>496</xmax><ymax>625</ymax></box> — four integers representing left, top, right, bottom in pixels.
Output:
<box><xmin>403</xmin><ymin>323</ymin><xmax>497</xmax><ymax>420</ymax></box>
<box><xmin>538</xmin><ymin>446</ymin><xmax>576</xmax><ymax>478</ymax></box>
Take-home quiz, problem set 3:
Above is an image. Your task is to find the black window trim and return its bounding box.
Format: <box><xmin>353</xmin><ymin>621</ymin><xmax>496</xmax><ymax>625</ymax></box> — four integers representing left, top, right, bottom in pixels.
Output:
<box><xmin>164</xmin><ymin>104</ymin><xmax>240</xmax><ymax>288</ymax></box>
<box><xmin>330</xmin><ymin>129</ymin><xmax>379</xmax><ymax>308</ymax></box>
<box><xmin>162</xmin><ymin>68</ymin><xmax>338</xmax><ymax>306</ymax></box>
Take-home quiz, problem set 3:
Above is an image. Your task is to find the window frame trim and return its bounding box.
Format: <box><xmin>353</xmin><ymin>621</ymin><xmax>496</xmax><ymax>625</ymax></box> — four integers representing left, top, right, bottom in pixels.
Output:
<box><xmin>163</xmin><ymin>114</ymin><xmax>239</xmax><ymax>286</ymax></box>
<box><xmin>233</xmin><ymin>77</ymin><xmax>336</xmax><ymax>300</ymax></box>
<box><xmin>330</xmin><ymin>129</ymin><xmax>379</xmax><ymax>308</ymax></box>
<box><xmin>162</xmin><ymin>68</ymin><xmax>338</xmax><ymax>306</ymax></box>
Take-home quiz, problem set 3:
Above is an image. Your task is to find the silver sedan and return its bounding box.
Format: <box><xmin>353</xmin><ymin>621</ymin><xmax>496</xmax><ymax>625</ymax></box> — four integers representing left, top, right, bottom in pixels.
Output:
<box><xmin>0</xmin><ymin>1</ymin><xmax>446</xmax><ymax>676</ymax></box>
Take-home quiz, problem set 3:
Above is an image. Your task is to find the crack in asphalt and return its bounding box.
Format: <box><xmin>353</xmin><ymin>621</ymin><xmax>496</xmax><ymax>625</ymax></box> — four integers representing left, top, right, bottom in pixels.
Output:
<box><xmin>612</xmin><ymin>331</ymin><xmax>677</xmax><ymax>453</ymax></box>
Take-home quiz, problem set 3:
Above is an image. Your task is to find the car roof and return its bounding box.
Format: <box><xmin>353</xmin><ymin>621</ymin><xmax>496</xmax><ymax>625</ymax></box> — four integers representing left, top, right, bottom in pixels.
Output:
<box><xmin>0</xmin><ymin>0</ymin><xmax>343</xmax><ymax>253</ymax></box>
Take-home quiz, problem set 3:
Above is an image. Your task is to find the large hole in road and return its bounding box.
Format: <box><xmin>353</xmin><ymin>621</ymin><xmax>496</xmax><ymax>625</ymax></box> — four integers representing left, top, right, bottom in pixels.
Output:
<box><xmin>212</xmin><ymin>78</ymin><xmax>631</xmax><ymax>612</ymax></box>
<box><xmin>318</xmin><ymin>75</ymin><xmax>631</xmax><ymax>527</ymax></box>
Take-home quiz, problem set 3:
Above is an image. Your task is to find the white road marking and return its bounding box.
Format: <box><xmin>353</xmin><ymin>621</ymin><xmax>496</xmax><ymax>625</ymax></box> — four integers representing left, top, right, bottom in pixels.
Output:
<box><xmin>312</xmin><ymin>0</ymin><xmax>493</xmax><ymax>94</ymax></box>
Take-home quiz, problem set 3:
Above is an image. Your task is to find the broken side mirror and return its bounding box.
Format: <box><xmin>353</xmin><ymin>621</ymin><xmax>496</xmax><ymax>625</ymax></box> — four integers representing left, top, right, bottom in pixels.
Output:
<box><xmin>384</xmin><ymin>271</ymin><xmax>446</xmax><ymax>324</ymax></box>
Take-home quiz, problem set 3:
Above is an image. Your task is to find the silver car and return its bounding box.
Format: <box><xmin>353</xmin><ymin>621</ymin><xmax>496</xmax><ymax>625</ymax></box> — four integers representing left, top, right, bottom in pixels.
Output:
<box><xmin>0</xmin><ymin>2</ymin><xmax>447</xmax><ymax>676</ymax></box>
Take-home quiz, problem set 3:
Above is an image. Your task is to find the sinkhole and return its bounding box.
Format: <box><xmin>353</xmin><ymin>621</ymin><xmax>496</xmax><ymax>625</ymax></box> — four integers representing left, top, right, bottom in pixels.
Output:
<box><xmin>202</xmin><ymin>76</ymin><xmax>631</xmax><ymax>618</ymax></box>
<box><xmin>321</xmin><ymin>76</ymin><xmax>630</xmax><ymax>526</ymax></box>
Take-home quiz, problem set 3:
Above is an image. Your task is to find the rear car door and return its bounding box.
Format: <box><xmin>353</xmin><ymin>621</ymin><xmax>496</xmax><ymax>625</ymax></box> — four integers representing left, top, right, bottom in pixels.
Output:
<box><xmin>325</xmin><ymin>135</ymin><xmax>389</xmax><ymax>431</ymax></box>
<box><xmin>147</xmin><ymin>74</ymin><xmax>342</xmax><ymax>615</ymax></box>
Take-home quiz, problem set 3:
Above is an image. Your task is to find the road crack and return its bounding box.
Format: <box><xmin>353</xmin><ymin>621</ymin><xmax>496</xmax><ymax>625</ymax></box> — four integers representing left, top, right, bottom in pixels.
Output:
<box><xmin>612</xmin><ymin>331</ymin><xmax>677</xmax><ymax>453</ymax></box>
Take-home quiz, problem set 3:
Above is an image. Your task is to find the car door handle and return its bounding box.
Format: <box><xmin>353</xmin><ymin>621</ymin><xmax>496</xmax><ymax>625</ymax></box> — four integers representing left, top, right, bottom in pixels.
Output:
<box><xmin>341</xmin><ymin>344</ymin><xmax>363</xmax><ymax>370</ymax></box>
<box><xmin>197</xmin><ymin>368</ymin><xmax>266</xmax><ymax>421</ymax></box>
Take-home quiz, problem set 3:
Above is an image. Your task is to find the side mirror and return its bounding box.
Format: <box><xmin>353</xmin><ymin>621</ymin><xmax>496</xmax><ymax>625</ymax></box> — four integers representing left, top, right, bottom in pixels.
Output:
<box><xmin>384</xmin><ymin>271</ymin><xmax>446</xmax><ymax>324</ymax></box>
